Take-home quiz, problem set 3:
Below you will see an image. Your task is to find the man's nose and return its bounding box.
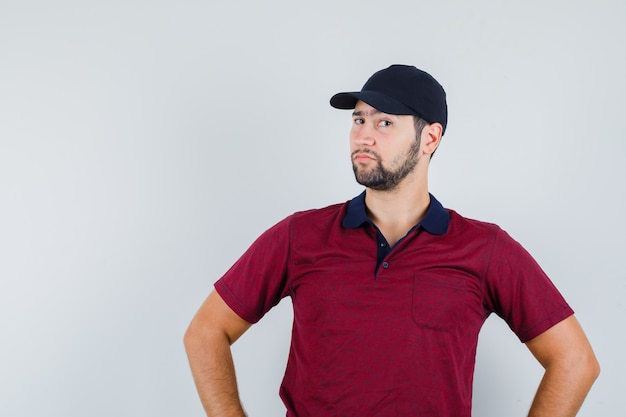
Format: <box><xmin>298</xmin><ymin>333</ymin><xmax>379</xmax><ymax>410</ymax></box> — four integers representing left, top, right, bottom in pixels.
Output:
<box><xmin>352</xmin><ymin>124</ymin><xmax>376</xmax><ymax>146</ymax></box>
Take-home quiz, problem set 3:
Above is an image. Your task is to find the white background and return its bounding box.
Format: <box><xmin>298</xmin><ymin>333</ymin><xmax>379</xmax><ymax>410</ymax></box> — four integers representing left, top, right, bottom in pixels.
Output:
<box><xmin>1</xmin><ymin>1</ymin><xmax>624</xmax><ymax>416</ymax></box>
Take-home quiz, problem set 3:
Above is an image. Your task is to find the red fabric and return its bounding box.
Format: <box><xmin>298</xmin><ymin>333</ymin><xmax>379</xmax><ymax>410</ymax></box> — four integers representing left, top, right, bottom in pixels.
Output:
<box><xmin>215</xmin><ymin>201</ymin><xmax>573</xmax><ymax>417</ymax></box>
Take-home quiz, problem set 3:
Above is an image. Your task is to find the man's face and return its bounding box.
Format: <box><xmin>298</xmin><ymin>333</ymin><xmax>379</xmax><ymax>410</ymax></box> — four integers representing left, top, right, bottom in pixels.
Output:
<box><xmin>350</xmin><ymin>101</ymin><xmax>420</xmax><ymax>191</ymax></box>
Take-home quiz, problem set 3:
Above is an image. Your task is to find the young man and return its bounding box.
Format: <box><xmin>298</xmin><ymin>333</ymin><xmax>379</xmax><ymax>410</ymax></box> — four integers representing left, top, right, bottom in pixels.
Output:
<box><xmin>184</xmin><ymin>65</ymin><xmax>599</xmax><ymax>417</ymax></box>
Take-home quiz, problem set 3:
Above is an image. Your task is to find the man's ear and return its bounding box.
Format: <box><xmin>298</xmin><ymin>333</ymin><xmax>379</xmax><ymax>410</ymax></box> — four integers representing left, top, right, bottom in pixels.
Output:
<box><xmin>422</xmin><ymin>123</ymin><xmax>443</xmax><ymax>156</ymax></box>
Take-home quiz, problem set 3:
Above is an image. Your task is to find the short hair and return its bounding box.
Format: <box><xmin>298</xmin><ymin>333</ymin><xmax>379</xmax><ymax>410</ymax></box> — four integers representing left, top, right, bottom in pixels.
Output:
<box><xmin>413</xmin><ymin>116</ymin><xmax>428</xmax><ymax>139</ymax></box>
<box><xmin>414</xmin><ymin>116</ymin><xmax>440</xmax><ymax>159</ymax></box>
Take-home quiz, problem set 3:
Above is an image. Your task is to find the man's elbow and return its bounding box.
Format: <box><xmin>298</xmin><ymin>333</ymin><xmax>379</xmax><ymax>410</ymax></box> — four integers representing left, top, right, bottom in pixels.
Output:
<box><xmin>184</xmin><ymin>316</ymin><xmax>210</xmax><ymax>354</ymax></box>
<box><xmin>584</xmin><ymin>351</ymin><xmax>601</xmax><ymax>384</ymax></box>
<box><xmin>567</xmin><ymin>345</ymin><xmax>601</xmax><ymax>388</ymax></box>
<box><xmin>183</xmin><ymin>320</ymin><xmax>199</xmax><ymax>353</ymax></box>
<box><xmin>184</xmin><ymin>315</ymin><xmax>233</xmax><ymax>354</ymax></box>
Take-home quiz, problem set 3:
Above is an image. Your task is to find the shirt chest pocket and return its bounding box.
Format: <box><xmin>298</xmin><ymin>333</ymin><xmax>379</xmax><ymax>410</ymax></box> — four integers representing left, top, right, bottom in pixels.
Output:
<box><xmin>412</xmin><ymin>272</ymin><xmax>475</xmax><ymax>332</ymax></box>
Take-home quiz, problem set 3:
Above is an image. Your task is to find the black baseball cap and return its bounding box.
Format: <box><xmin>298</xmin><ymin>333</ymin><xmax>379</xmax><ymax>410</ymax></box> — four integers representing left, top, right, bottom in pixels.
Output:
<box><xmin>330</xmin><ymin>64</ymin><xmax>448</xmax><ymax>134</ymax></box>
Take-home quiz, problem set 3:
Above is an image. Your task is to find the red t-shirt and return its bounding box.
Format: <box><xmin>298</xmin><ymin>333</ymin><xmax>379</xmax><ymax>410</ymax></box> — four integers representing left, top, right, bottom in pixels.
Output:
<box><xmin>215</xmin><ymin>194</ymin><xmax>573</xmax><ymax>416</ymax></box>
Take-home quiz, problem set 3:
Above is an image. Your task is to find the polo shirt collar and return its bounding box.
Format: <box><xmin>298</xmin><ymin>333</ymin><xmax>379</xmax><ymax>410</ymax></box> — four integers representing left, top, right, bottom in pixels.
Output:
<box><xmin>342</xmin><ymin>190</ymin><xmax>450</xmax><ymax>235</ymax></box>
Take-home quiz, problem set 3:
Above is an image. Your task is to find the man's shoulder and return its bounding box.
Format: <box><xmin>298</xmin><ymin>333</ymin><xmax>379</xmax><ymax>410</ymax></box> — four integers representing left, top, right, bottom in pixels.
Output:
<box><xmin>290</xmin><ymin>201</ymin><xmax>349</xmax><ymax>224</ymax></box>
<box><xmin>446</xmin><ymin>209</ymin><xmax>502</xmax><ymax>236</ymax></box>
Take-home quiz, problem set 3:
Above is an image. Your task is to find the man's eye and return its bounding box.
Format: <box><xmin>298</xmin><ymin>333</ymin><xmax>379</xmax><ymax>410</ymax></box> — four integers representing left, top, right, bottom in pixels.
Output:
<box><xmin>353</xmin><ymin>118</ymin><xmax>364</xmax><ymax>125</ymax></box>
<box><xmin>379</xmin><ymin>120</ymin><xmax>392</xmax><ymax>127</ymax></box>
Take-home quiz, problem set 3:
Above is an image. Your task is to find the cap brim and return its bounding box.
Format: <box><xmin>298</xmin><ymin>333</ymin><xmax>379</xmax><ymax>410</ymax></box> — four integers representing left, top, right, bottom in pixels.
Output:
<box><xmin>330</xmin><ymin>91</ymin><xmax>416</xmax><ymax>116</ymax></box>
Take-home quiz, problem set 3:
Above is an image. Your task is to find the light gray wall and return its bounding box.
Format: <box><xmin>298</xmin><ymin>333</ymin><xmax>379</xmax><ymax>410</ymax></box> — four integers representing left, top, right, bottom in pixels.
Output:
<box><xmin>1</xmin><ymin>1</ymin><xmax>624</xmax><ymax>416</ymax></box>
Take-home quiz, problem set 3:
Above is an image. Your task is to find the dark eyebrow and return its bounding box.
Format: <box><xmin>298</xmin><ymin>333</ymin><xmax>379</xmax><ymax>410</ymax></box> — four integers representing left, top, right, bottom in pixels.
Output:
<box><xmin>352</xmin><ymin>109</ymin><xmax>382</xmax><ymax>117</ymax></box>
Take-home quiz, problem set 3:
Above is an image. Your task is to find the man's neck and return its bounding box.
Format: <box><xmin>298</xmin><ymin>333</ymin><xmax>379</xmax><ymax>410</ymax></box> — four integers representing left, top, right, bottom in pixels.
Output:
<box><xmin>364</xmin><ymin>176</ymin><xmax>430</xmax><ymax>247</ymax></box>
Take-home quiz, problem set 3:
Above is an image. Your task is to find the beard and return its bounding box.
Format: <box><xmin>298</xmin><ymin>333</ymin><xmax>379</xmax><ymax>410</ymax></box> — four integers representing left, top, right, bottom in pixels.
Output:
<box><xmin>352</xmin><ymin>137</ymin><xmax>421</xmax><ymax>191</ymax></box>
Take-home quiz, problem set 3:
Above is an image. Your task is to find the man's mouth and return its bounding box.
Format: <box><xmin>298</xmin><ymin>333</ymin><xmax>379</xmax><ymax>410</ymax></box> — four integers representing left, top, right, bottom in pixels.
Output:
<box><xmin>352</xmin><ymin>149</ymin><xmax>377</xmax><ymax>163</ymax></box>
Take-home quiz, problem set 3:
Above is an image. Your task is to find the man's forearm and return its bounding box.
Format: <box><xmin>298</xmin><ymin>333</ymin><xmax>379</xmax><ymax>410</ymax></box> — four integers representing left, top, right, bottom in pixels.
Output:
<box><xmin>185</xmin><ymin>327</ymin><xmax>246</xmax><ymax>417</ymax></box>
<box><xmin>527</xmin><ymin>357</ymin><xmax>599</xmax><ymax>417</ymax></box>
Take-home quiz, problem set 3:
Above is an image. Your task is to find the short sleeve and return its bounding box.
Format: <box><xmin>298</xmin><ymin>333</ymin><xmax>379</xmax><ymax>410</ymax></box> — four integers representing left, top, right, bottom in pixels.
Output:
<box><xmin>483</xmin><ymin>228</ymin><xmax>574</xmax><ymax>342</ymax></box>
<box><xmin>214</xmin><ymin>215</ymin><xmax>292</xmax><ymax>324</ymax></box>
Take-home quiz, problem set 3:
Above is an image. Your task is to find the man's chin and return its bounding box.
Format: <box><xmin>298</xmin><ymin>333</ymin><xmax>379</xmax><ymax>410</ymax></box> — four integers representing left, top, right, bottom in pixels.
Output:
<box><xmin>355</xmin><ymin>176</ymin><xmax>385</xmax><ymax>189</ymax></box>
